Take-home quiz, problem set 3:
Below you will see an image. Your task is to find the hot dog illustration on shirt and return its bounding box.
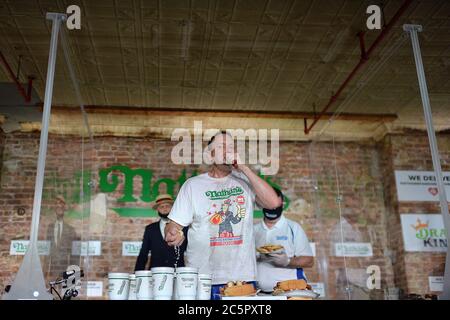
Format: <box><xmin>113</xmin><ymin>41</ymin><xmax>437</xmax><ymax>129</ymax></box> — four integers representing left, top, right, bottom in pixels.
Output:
<box><xmin>209</xmin><ymin>198</ymin><xmax>246</xmax><ymax>237</ymax></box>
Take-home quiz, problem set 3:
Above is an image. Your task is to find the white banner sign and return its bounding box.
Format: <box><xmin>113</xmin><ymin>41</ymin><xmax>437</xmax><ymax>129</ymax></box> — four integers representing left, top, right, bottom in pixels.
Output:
<box><xmin>428</xmin><ymin>276</ymin><xmax>444</xmax><ymax>292</ymax></box>
<box><xmin>86</xmin><ymin>281</ymin><xmax>104</xmax><ymax>297</ymax></box>
<box><xmin>395</xmin><ymin>170</ymin><xmax>450</xmax><ymax>202</ymax></box>
<box><xmin>9</xmin><ymin>240</ymin><xmax>51</xmax><ymax>256</ymax></box>
<box><xmin>334</xmin><ymin>242</ymin><xmax>373</xmax><ymax>257</ymax></box>
<box><xmin>71</xmin><ymin>241</ymin><xmax>102</xmax><ymax>256</ymax></box>
<box><xmin>400</xmin><ymin>214</ymin><xmax>447</xmax><ymax>252</ymax></box>
<box><xmin>122</xmin><ymin>241</ymin><xmax>143</xmax><ymax>256</ymax></box>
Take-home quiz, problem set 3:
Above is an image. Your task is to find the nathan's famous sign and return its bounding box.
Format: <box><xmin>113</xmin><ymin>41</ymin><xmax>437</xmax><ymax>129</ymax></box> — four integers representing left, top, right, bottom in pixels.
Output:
<box><xmin>47</xmin><ymin>165</ymin><xmax>288</xmax><ymax>219</ymax></box>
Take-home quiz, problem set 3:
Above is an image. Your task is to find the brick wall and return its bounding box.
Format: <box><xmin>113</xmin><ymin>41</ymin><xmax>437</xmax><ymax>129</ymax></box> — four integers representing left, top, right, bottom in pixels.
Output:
<box><xmin>0</xmin><ymin>129</ymin><xmax>4</xmax><ymax>183</ymax></box>
<box><xmin>380</xmin><ymin>132</ymin><xmax>448</xmax><ymax>296</ymax></box>
<box><xmin>0</xmin><ymin>131</ymin><xmax>448</xmax><ymax>299</ymax></box>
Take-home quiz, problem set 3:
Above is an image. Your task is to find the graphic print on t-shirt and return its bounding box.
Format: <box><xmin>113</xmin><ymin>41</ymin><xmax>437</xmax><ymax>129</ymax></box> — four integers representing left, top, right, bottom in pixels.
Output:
<box><xmin>206</xmin><ymin>187</ymin><xmax>247</xmax><ymax>247</ymax></box>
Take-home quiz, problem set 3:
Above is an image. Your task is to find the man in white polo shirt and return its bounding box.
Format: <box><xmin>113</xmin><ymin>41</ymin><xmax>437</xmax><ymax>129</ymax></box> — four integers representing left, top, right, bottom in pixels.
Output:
<box><xmin>164</xmin><ymin>131</ymin><xmax>281</xmax><ymax>299</ymax></box>
<box><xmin>254</xmin><ymin>188</ymin><xmax>314</xmax><ymax>293</ymax></box>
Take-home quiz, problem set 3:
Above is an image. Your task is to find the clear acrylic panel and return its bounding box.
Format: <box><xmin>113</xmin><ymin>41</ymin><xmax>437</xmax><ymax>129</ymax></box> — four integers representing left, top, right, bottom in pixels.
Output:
<box><xmin>35</xmin><ymin>24</ymin><xmax>94</xmax><ymax>299</ymax></box>
<box><xmin>306</xmin><ymin>23</ymin><xmax>449</xmax><ymax>299</ymax></box>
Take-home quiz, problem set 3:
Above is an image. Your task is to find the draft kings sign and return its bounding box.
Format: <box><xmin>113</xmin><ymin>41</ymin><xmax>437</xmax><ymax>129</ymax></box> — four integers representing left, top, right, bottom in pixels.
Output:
<box><xmin>400</xmin><ymin>214</ymin><xmax>447</xmax><ymax>252</ymax></box>
<box><xmin>51</xmin><ymin>165</ymin><xmax>288</xmax><ymax>219</ymax></box>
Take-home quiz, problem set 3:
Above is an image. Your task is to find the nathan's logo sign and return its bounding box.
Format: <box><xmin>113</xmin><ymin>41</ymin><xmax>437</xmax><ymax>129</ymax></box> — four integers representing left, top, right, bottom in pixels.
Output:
<box><xmin>205</xmin><ymin>187</ymin><xmax>244</xmax><ymax>200</ymax></box>
<box><xmin>55</xmin><ymin>165</ymin><xmax>287</xmax><ymax>219</ymax></box>
<box><xmin>99</xmin><ymin>166</ymin><xmax>196</xmax><ymax>218</ymax></box>
<box><xmin>10</xmin><ymin>240</ymin><xmax>51</xmax><ymax>256</ymax></box>
<box><xmin>98</xmin><ymin>165</ymin><xmax>286</xmax><ymax>219</ymax></box>
<box><xmin>122</xmin><ymin>241</ymin><xmax>145</xmax><ymax>256</ymax></box>
<box><xmin>401</xmin><ymin>214</ymin><xmax>447</xmax><ymax>252</ymax></box>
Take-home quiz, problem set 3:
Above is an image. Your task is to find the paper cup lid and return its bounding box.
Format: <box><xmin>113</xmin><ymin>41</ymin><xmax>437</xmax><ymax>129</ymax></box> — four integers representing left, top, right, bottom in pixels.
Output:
<box><xmin>151</xmin><ymin>267</ymin><xmax>174</xmax><ymax>273</ymax></box>
<box><xmin>176</xmin><ymin>267</ymin><xmax>198</xmax><ymax>273</ymax></box>
<box><xmin>108</xmin><ymin>272</ymin><xmax>129</xmax><ymax>278</ymax></box>
<box><xmin>135</xmin><ymin>270</ymin><xmax>152</xmax><ymax>276</ymax></box>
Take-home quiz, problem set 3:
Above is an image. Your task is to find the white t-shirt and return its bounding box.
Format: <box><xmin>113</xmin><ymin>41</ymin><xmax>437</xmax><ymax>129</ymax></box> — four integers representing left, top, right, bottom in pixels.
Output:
<box><xmin>169</xmin><ymin>171</ymin><xmax>257</xmax><ymax>285</ymax></box>
<box><xmin>254</xmin><ymin>216</ymin><xmax>313</xmax><ymax>292</ymax></box>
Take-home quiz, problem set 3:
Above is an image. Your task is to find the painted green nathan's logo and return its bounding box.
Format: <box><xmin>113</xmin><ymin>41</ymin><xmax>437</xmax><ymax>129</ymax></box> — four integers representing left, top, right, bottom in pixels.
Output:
<box><xmin>98</xmin><ymin>165</ymin><xmax>196</xmax><ymax>218</ymax></box>
<box><xmin>54</xmin><ymin>165</ymin><xmax>288</xmax><ymax>219</ymax></box>
<box><xmin>205</xmin><ymin>187</ymin><xmax>244</xmax><ymax>200</ymax></box>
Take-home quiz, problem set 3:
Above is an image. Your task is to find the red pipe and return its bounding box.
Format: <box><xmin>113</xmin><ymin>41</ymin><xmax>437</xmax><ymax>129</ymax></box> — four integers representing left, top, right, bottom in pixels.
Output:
<box><xmin>0</xmin><ymin>50</ymin><xmax>34</xmax><ymax>103</ymax></box>
<box><xmin>304</xmin><ymin>0</ymin><xmax>413</xmax><ymax>134</ymax></box>
<box><xmin>358</xmin><ymin>31</ymin><xmax>368</xmax><ymax>60</ymax></box>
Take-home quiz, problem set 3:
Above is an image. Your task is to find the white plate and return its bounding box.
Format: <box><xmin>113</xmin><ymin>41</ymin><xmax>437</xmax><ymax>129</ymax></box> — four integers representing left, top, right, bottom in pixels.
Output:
<box><xmin>273</xmin><ymin>289</ymin><xmax>320</xmax><ymax>299</ymax></box>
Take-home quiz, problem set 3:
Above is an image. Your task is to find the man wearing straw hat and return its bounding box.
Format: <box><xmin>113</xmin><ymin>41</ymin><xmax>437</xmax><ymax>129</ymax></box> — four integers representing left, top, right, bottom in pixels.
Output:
<box><xmin>165</xmin><ymin>131</ymin><xmax>281</xmax><ymax>299</ymax></box>
<box><xmin>134</xmin><ymin>194</ymin><xmax>188</xmax><ymax>270</ymax></box>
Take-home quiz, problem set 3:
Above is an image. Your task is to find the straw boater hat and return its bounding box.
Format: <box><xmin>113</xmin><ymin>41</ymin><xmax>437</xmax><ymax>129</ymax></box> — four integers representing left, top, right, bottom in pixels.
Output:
<box><xmin>151</xmin><ymin>194</ymin><xmax>174</xmax><ymax>210</ymax></box>
<box><xmin>55</xmin><ymin>195</ymin><xmax>66</xmax><ymax>204</ymax></box>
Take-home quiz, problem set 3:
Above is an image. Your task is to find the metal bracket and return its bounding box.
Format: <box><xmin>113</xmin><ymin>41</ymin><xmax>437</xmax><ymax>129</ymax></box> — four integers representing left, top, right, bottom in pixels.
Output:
<box><xmin>46</xmin><ymin>12</ymin><xmax>67</xmax><ymax>21</ymax></box>
<box><xmin>402</xmin><ymin>24</ymin><xmax>423</xmax><ymax>32</ymax></box>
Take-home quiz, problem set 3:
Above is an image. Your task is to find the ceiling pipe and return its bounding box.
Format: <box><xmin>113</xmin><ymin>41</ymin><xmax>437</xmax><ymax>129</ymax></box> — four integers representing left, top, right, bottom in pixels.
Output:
<box><xmin>0</xmin><ymin>50</ymin><xmax>35</xmax><ymax>103</ymax></box>
<box><xmin>304</xmin><ymin>0</ymin><xmax>413</xmax><ymax>134</ymax></box>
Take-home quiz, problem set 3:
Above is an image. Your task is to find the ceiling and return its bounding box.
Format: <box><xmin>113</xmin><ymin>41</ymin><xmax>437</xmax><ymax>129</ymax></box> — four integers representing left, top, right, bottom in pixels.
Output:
<box><xmin>0</xmin><ymin>0</ymin><xmax>449</xmax><ymax>140</ymax></box>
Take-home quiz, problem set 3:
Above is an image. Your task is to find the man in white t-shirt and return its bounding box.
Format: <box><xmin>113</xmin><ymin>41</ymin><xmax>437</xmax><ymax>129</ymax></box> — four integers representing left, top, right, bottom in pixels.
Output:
<box><xmin>254</xmin><ymin>188</ymin><xmax>314</xmax><ymax>292</ymax></box>
<box><xmin>165</xmin><ymin>131</ymin><xmax>281</xmax><ymax>299</ymax></box>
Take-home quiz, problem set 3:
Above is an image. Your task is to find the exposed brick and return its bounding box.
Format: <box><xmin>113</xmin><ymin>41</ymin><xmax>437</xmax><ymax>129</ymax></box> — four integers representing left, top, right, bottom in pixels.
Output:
<box><xmin>0</xmin><ymin>131</ymin><xmax>448</xmax><ymax>299</ymax></box>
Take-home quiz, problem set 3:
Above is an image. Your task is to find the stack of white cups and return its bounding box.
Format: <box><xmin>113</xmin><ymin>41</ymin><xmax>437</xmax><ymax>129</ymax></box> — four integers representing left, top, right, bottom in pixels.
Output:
<box><xmin>108</xmin><ymin>272</ymin><xmax>130</xmax><ymax>300</ymax></box>
<box><xmin>108</xmin><ymin>269</ymin><xmax>212</xmax><ymax>300</ymax></box>
<box><xmin>175</xmin><ymin>267</ymin><xmax>198</xmax><ymax>300</ymax></box>
<box><xmin>197</xmin><ymin>274</ymin><xmax>212</xmax><ymax>300</ymax></box>
<box><xmin>135</xmin><ymin>270</ymin><xmax>153</xmax><ymax>300</ymax></box>
<box><xmin>151</xmin><ymin>267</ymin><xmax>174</xmax><ymax>300</ymax></box>
<box><xmin>128</xmin><ymin>274</ymin><xmax>137</xmax><ymax>300</ymax></box>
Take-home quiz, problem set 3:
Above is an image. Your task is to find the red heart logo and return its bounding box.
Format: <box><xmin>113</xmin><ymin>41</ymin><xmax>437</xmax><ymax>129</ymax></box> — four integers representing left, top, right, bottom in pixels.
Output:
<box><xmin>428</xmin><ymin>187</ymin><xmax>438</xmax><ymax>196</ymax></box>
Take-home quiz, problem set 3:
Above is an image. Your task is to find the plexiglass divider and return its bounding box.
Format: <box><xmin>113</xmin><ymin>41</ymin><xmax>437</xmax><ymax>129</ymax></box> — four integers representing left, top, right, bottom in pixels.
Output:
<box><xmin>28</xmin><ymin>12</ymin><xmax>447</xmax><ymax>301</ymax></box>
<box><xmin>305</xmin><ymin>30</ymin><xmax>414</xmax><ymax>300</ymax></box>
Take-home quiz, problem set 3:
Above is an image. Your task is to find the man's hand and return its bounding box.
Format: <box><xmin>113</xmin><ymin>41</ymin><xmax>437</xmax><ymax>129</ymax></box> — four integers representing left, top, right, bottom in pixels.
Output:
<box><xmin>226</xmin><ymin>152</ymin><xmax>246</xmax><ymax>172</ymax></box>
<box><xmin>262</xmin><ymin>252</ymin><xmax>290</xmax><ymax>267</ymax></box>
<box><xmin>165</xmin><ymin>220</ymin><xmax>185</xmax><ymax>247</ymax></box>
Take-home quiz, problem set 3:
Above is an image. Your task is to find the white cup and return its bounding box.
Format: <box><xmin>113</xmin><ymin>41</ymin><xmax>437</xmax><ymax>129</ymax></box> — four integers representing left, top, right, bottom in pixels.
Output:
<box><xmin>128</xmin><ymin>274</ymin><xmax>137</xmax><ymax>300</ymax></box>
<box><xmin>151</xmin><ymin>267</ymin><xmax>174</xmax><ymax>300</ymax></box>
<box><xmin>175</xmin><ymin>267</ymin><xmax>198</xmax><ymax>300</ymax></box>
<box><xmin>135</xmin><ymin>270</ymin><xmax>153</xmax><ymax>300</ymax></box>
<box><xmin>197</xmin><ymin>274</ymin><xmax>212</xmax><ymax>300</ymax></box>
<box><xmin>108</xmin><ymin>272</ymin><xmax>130</xmax><ymax>300</ymax></box>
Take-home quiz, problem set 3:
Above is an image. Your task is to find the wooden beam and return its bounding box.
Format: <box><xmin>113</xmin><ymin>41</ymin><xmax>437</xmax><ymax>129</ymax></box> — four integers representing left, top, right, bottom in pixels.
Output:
<box><xmin>46</xmin><ymin>105</ymin><xmax>398</xmax><ymax>123</ymax></box>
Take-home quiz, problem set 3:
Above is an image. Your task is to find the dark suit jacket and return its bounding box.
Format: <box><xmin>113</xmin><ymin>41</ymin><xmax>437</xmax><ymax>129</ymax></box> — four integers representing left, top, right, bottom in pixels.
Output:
<box><xmin>135</xmin><ymin>221</ymin><xmax>188</xmax><ymax>271</ymax></box>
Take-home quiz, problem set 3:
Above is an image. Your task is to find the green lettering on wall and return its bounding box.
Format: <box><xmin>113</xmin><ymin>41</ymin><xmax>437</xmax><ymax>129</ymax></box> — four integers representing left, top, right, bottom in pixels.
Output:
<box><xmin>99</xmin><ymin>165</ymin><xmax>153</xmax><ymax>202</ymax></box>
<box><xmin>56</xmin><ymin>165</ymin><xmax>287</xmax><ymax>219</ymax></box>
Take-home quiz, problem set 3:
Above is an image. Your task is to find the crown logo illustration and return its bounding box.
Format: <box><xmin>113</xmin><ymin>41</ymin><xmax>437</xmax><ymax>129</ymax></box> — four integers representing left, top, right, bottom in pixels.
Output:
<box><xmin>411</xmin><ymin>218</ymin><xmax>429</xmax><ymax>231</ymax></box>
